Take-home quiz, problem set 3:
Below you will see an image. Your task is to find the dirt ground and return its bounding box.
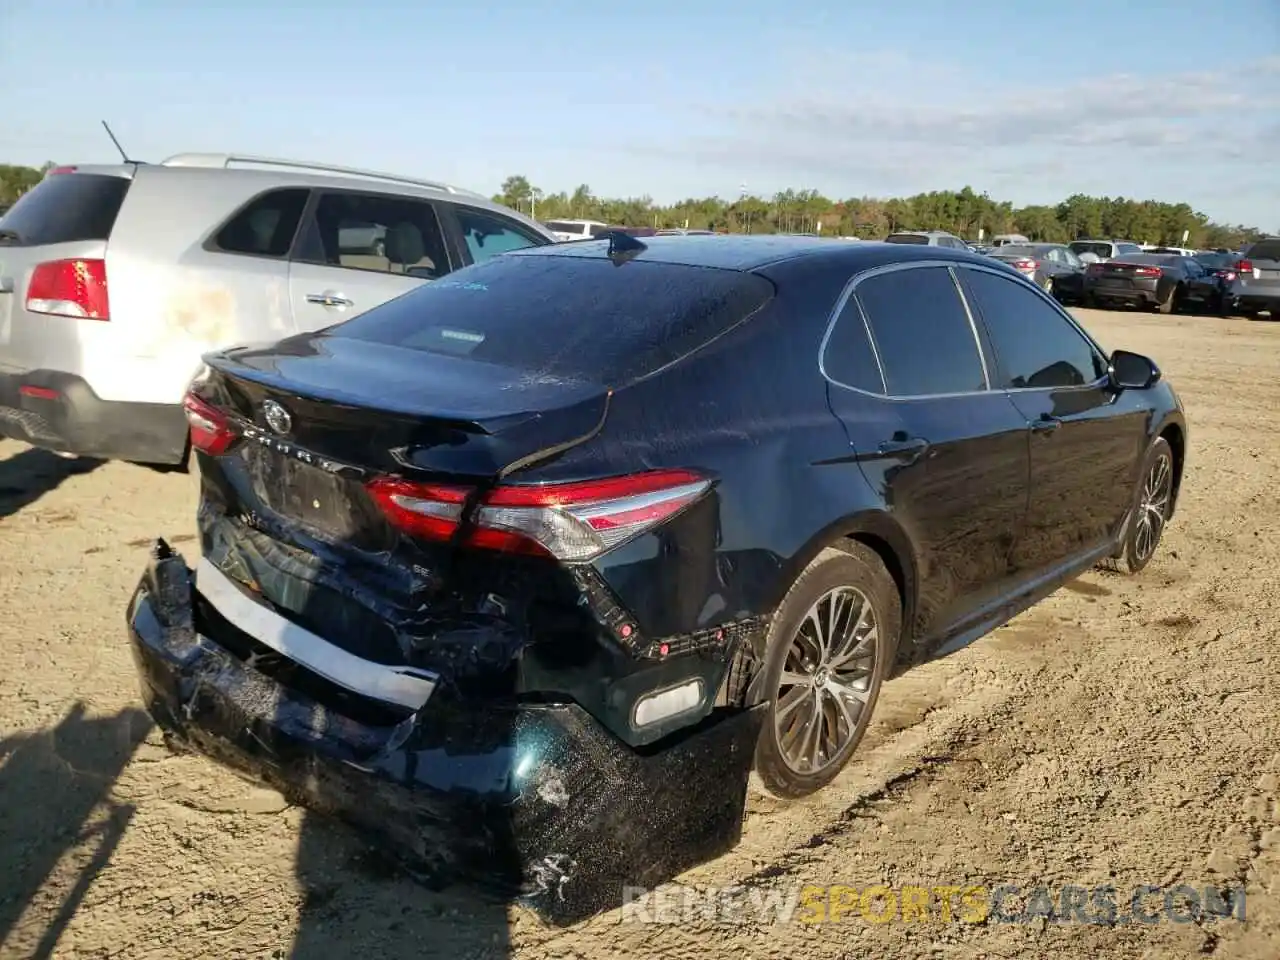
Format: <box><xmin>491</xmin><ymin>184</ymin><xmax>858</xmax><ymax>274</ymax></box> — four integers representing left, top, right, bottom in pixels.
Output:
<box><xmin>2</xmin><ymin>307</ymin><xmax>1278</xmax><ymax>960</ymax></box>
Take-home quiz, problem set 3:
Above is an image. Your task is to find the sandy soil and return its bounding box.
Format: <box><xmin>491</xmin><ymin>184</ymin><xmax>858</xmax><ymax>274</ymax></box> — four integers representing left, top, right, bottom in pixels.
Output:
<box><xmin>2</xmin><ymin>307</ymin><xmax>1278</xmax><ymax>960</ymax></box>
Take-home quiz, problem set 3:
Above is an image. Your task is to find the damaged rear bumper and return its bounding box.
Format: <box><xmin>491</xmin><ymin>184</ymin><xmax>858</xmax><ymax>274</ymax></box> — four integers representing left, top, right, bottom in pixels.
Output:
<box><xmin>125</xmin><ymin>540</ymin><xmax>764</xmax><ymax>925</ymax></box>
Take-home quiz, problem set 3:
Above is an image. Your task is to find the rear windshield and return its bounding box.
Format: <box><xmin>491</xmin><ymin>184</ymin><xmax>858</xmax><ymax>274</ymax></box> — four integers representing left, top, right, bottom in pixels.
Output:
<box><xmin>1246</xmin><ymin>239</ymin><xmax>1280</xmax><ymax>261</ymax></box>
<box><xmin>327</xmin><ymin>253</ymin><xmax>776</xmax><ymax>383</ymax></box>
<box><xmin>884</xmin><ymin>233</ymin><xmax>929</xmax><ymax>244</ymax></box>
<box><xmin>1069</xmin><ymin>241</ymin><xmax>1112</xmax><ymax>257</ymax></box>
<box><xmin>1194</xmin><ymin>252</ymin><xmax>1236</xmax><ymax>269</ymax></box>
<box><xmin>0</xmin><ymin>173</ymin><xmax>131</xmax><ymax>247</ymax></box>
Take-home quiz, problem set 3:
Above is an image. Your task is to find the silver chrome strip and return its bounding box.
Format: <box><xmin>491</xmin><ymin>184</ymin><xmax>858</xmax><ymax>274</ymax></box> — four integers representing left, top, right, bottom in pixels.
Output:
<box><xmin>194</xmin><ymin>558</ymin><xmax>437</xmax><ymax>710</ymax></box>
<box><xmin>947</xmin><ymin>265</ymin><xmax>991</xmax><ymax>389</ymax></box>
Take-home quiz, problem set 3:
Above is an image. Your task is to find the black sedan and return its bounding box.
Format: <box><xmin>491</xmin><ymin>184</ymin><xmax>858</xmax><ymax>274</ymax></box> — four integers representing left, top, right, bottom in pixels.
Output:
<box><xmin>127</xmin><ymin>236</ymin><xmax>1187</xmax><ymax>923</ymax></box>
<box><xmin>986</xmin><ymin>243</ymin><xmax>1087</xmax><ymax>303</ymax></box>
<box><xmin>1084</xmin><ymin>253</ymin><xmax>1223</xmax><ymax>313</ymax></box>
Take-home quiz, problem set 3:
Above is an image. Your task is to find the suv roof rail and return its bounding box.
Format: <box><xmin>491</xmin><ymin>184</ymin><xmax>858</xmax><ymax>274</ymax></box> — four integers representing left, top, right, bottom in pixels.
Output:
<box><xmin>158</xmin><ymin>152</ymin><xmax>483</xmax><ymax>197</ymax></box>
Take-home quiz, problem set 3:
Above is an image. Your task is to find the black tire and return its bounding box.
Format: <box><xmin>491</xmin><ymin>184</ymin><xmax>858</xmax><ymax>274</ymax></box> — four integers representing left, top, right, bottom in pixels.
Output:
<box><xmin>753</xmin><ymin>544</ymin><xmax>900</xmax><ymax>799</ymax></box>
<box><xmin>1102</xmin><ymin>436</ymin><xmax>1174</xmax><ymax>575</ymax></box>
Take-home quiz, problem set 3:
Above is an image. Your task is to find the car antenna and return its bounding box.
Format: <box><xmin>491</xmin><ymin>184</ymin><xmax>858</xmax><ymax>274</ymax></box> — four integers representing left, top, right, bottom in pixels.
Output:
<box><xmin>101</xmin><ymin>120</ymin><xmax>134</xmax><ymax>163</ymax></box>
<box><xmin>602</xmin><ymin>229</ymin><xmax>647</xmax><ymax>265</ymax></box>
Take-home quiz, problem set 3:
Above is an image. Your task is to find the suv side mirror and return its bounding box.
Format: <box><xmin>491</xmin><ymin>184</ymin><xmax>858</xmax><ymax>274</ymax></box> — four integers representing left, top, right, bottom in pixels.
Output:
<box><xmin>1109</xmin><ymin>350</ymin><xmax>1161</xmax><ymax>390</ymax></box>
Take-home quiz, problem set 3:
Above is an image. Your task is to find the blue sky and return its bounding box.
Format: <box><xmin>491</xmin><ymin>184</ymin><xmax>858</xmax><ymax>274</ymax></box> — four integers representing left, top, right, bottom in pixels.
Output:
<box><xmin>2</xmin><ymin>0</ymin><xmax>1278</xmax><ymax>227</ymax></box>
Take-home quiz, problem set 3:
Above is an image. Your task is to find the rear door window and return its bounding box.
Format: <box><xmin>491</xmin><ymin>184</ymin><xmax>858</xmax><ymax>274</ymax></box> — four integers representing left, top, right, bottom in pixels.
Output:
<box><xmin>211</xmin><ymin>188</ymin><xmax>309</xmax><ymax>258</ymax></box>
<box><xmin>855</xmin><ymin>266</ymin><xmax>987</xmax><ymax>396</ymax></box>
<box><xmin>295</xmin><ymin>192</ymin><xmax>452</xmax><ymax>280</ymax></box>
<box><xmin>0</xmin><ymin>172</ymin><xmax>130</xmax><ymax>246</ymax></box>
<box><xmin>452</xmin><ymin>207</ymin><xmax>546</xmax><ymax>265</ymax></box>
<box><xmin>327</xmin><ymin>253</ymin><xmax>775</xmax><ymax>384</ymax></box>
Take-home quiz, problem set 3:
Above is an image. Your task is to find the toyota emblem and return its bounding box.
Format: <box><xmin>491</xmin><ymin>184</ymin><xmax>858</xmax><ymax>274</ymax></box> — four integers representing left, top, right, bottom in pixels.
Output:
<box><xmin>263</xmin><ymin>399</ymin><xmax>292</xmax><ymax>436</ymax></box>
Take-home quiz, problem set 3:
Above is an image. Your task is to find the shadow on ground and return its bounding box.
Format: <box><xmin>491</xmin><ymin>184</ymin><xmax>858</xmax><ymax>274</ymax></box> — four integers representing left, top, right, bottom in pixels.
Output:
<box><xmin>288</xmin><ymin>816</ymin><xmax>517</xmax><ymax>959</ymax></box>
<box><xmin>0</xmin><ymin>446</ymin><xmax>102</xmax><ymax>519</ymax></box>
<box><xmin>0</xmin><ymin>702</ymin><xmax>152</xmax><ymax>959</ymax></box>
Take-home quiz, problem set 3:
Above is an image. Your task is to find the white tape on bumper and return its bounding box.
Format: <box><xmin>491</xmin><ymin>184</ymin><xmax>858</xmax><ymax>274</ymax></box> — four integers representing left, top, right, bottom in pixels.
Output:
<box><xmin>194</xmin><ymin>557</ymin><xmax>436</xmax><ymax>711</ymax></box>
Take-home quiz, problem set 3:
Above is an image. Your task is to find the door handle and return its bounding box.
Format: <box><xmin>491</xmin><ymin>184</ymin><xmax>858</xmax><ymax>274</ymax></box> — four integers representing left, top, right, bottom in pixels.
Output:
<box><xmin>1031</xmin><ymin>415</ymin><xmax>1062</xmax><ymax>435</ymax></box>
<box><xmin>306</xmin><ymin>292</ymin><xmax>354</xmax><ymax>309</ymax></box>
<box><xmin>877</xmin><ymin>436</ymin><xmax>930</xmax><ymax>464</ymax></box>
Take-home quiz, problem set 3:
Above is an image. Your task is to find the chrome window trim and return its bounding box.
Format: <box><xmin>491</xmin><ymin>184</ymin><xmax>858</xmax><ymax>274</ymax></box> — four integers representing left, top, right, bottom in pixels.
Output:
<box><xmin>818</xmin><ymin>259</ymin><xmax>994</xmax><ymax>402</ymax></box>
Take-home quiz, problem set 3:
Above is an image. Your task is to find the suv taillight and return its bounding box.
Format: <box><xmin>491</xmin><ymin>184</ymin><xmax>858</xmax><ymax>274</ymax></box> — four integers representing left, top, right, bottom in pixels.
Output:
<box><xmin>26</xmin><ymin>259</ymin><xmax>110</xmax><ymax>320</ymax></box>
<box><xmin>183</xmin><ymin>392</ymin><xmax>238</xmax><ymax>455</ymax></box>
<box><xmin>367</xmin><ymin>469</ymin><xmax>713</xmax><ymax>562</ymax></box>
<box><xmin>1237</xmin><ymin>259</ymin><xmax>1253</xmax><ymax>274</ymax></box>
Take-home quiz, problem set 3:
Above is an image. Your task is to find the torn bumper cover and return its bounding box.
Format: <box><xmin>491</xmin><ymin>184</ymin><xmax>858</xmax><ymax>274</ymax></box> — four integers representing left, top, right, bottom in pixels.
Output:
<box><xmin>125</xmin><ymin>541</ymin><xmax>764</xmax><ymax>925</ymax></box>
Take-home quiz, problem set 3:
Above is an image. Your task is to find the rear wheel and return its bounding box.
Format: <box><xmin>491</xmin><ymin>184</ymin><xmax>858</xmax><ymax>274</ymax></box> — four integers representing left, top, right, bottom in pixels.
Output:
<box><xmin>753</xmin><ymin>544</ymin><xmax>900</xmax><ymax>799</ymax></box>
<box><xmin>1103</xmin><ymin>436</ymin><xmax>1174</xmax><ymax>575</ymax></box>
<box><xmin>1040</xmin><ymin>275</ymin><xmax>1054</xmax><ymax>295</ymax></box>
<box><xmin>1156</xmin><ymin>284</ymin><xmax>1181</xmax><ymax>315</ymax></box>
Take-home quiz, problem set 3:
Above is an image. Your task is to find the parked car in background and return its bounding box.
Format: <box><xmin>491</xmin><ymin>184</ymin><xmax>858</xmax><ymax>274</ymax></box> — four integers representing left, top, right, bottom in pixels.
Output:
<box><xmin>1229</xmin><ymin>236</ymin><xmax>1280</xmax><ymax>319</ymax></box>
<box><xmin>1147</xmin><ymin>246</ymin><xmax>1196</xmax><ymax>257</ymax></box>
<box><xmin>1069</xmin><ymin>239</ymin><xmax>1144</xmax><ymax>263</ymax></box>
<box><xmin>543</xmin><ymin>218</ymin><xmax>610</xmax><ymax>241</ymax></box>
<box><xmin>0</xmin><ymin>153</ymin><xmax>554</xmax><ymax>466</ymax></box>
<box><xmin>656</xmin><ymin>228</ymin><xmax>716</xmax><ymax>236</ymax></box>
<box><xmin>1193</xmin><ymin>250</ymin><xmax>1249</xmax><ymax>308</ymax></box>
<box><xmin>1084</xmin><ymin>253</ymin><xmax>1224</xmax><ymax>313</ymax></box>
<box><xmin>128</xmin><ymin>234</ymin><xmax>1185</xmax><ymax>924</ymax></box>
<box><xmin>990</xmin><ymin>233</ymin><xmax>1030</xmax><ymax>247</ymax></box>
<box><xmin>986</xmin><ymin>243</ymin><xmax>1086</xmax><ymax>303</ymax></box>
<box><xmin>883</xmin><ymin>229</ymin><xmax>969</xmax><ymax>249</ymax></box>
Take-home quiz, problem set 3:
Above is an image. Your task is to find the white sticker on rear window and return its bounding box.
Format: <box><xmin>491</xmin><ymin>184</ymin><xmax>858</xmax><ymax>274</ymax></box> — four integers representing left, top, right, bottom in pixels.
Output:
<box><xmin>440</xmin><ymin>328</ymin><xmax>485</xmax><ymax>343</ymax></box>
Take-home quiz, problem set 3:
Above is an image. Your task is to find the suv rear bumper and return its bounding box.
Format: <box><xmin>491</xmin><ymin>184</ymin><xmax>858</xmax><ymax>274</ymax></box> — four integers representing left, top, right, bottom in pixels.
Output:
<box><xmin>0</xmin><ymin>370</ymin><xmax>188</xmax><ymax>464</ymax></box>
<box><xmin>1233</xmin><ymin>292</ymin><xmax>1280</xmax><ymax>314</ymax></box>
<box><xmin>126</xmin><ymin>542</ymin><xmax>763</xmax><ymax>925</ymax></box>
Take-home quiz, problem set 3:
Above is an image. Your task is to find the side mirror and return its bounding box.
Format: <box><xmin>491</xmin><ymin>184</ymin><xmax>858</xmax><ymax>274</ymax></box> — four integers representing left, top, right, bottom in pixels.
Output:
<box><xmin>1109</xmin><ymin>350</ymin><xmax>1161</xmax><ymax>390</ymax></box>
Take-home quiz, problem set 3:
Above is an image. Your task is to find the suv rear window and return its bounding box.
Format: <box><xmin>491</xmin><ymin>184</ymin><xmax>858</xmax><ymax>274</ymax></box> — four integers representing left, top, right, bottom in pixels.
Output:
<box><xmin>0</xmin><ymin>173</ymin><xmax>131</xmax><ymax>247</ymax></box>
<box><xmin>328</xmin><ymin>254</ymin><xmax>775</xmax><ymax>383</ymax></box>
<box><xmin>1246</xmin><ymin>239</ymin><xmax>1280</xmax><ymax>261</ymax></box>
<box><xmin>884</xmin><ymin>233</ymin><xmax>929</xmax><ymax>244</ymax></box>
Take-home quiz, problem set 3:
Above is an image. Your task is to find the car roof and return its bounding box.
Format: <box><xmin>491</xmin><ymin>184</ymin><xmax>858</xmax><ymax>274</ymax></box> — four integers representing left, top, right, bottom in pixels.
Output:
<box><xmin>505</xmin><ymin>234</ymin><xmax>994</xmax><ymax>272</ymax></box>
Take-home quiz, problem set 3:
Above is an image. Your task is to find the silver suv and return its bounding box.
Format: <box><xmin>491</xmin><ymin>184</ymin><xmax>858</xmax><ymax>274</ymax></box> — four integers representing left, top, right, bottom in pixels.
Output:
<box><xmin>0</xmin><ymin>154</ymin><xmax>555</xmax><ymax>466</ymax></box>
<box><xmin>1231</xmin><ymin>236</ymin><xmax>1280</xmax><ymax>318</ymax></box>
<box><xmin>883</xmin><ymin>229</ymin><xmax>970</xmax><ymax>249</ymax></box>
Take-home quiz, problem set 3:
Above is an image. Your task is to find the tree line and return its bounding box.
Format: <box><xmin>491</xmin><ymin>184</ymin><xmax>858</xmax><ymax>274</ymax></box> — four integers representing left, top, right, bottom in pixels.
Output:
<box><xmin>1</xmin><ymin>162</ymin><xmax>1265</xmax><ymax>250</ymax></box>
<box><xmin>496</xmin><ymin>175</ymin><xmax>1267</xmax><ymax>250</ymax></box>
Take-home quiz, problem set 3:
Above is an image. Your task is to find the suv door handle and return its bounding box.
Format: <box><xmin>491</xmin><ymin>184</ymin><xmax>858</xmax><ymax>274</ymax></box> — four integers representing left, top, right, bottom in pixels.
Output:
<box><xmin>1031</xmin><ymin>414</ymin><xmax>1062</xmax><ymax>435</ymax></box>
<box><xmin>306</xmin><ymin>292</ymin><xmax>354</xmax><ymax>309</ymax></box>
<box><xmin>877</xmin><ymin>436</ymin><xmax>930</xmax><ymax>464</ymax></box>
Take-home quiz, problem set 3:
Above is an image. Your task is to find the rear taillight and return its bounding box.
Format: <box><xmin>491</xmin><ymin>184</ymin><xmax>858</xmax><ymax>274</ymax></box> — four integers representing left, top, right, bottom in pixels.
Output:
<box><xmin>1086</xmin><ymin>263</ymin><xmax>1104</xmax><ymax>276</ymax></box>
<box><xmin>26</xmin><ymin>259</ymin><xmax>110</xmax><ymax>320</ymax></box>
<box><xmin>1012</xmin><ymin>259</ymin><xmax>1038</xmax><ymax>271</ymax></box>
<box><xmin>1237</xmin><ymin>259</ymin><xmax>1253</xmax><ymax>274</ymax></box>
<box><xmin>183</xmin><ymin>392</ymin><xmax>237</xmax><ymax>455</ymax></box>
<box><xmin>367</xmin><ymin>469</ymin><xmax>713</xmax><ymax>561</ymax></box>
<box><xmin>1134</xmin><ymin>266</ymin><xmax>1163</xmax><ymax>277</ymax></box>
<box><xmin>1216</xmin><ymin>270</ymin><xmax>1237</xmax><ymax>281</ymax></box>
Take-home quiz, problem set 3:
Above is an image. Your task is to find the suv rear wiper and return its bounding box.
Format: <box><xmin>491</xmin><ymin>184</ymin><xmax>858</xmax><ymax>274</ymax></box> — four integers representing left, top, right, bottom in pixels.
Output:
<box><xmin>0</xmin><ymin>229</ymin><xmax>21</xmax><ymax>244</ymax></box>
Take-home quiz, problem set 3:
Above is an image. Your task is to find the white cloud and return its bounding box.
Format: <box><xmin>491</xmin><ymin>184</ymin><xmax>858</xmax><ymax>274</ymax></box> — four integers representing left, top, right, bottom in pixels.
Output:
<box><xmin>647</xmin><ymin>55</ymin><xmax>1280</xmax><ymax>223</ymax></box>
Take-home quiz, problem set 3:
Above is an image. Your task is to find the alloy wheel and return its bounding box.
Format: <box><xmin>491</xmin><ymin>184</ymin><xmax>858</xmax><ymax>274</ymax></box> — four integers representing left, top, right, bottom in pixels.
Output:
<box><xmin>773</xmin><ymin>586</ymin><xmax>878</xmax><ymax>774</ymax></box>
<box><xmin>1134</xmin><ymin>452</ymin><xmax>1172</xmax><ymax>562</ymax></box>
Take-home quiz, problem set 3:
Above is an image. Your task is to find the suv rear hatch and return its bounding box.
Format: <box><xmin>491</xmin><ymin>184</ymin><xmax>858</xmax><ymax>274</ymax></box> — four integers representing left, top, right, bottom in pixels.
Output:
<box><xmin>0</xmin><ymin>166</ymin><xmax>135</xmax><ymax>372</ymax></box>
<box><xmin>1238</xmin><ymin>238</ymin><xmax>1280</xmax><ymax>303</ymax></box>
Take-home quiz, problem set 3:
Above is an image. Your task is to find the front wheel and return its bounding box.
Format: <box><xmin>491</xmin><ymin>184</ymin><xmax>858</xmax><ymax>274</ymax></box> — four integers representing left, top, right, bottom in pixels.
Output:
<box><xmin>1104</xmin><ymin>436</ymin><xmax>1174</xmax><ymax>575</ymax></box>
<box><xmin>753</xmin><ymin>544</ymin><xmax>900</xmax><ymax>799</ymax></box>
